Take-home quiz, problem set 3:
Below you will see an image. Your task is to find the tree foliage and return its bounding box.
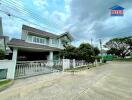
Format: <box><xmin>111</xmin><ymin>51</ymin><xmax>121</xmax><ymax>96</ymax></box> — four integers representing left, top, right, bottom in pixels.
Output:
<box><xmin>60</xmin><ymin>43</ymin><xmax>100</xmax><ymax>63</ymax></box>
<box><xmin>93</xmin><ymin>47</ymin><xmax>100</xmax><ymax>56</ymax></box>
<box><xmin>0</xmin><ymin>49</ymin><xmax>5</xmax><ymax>60</ymax></box>
<box><xmin>105</xmin><ymin>36</ymin><xmax>132</xmax><ymax>58</ymax></box>
<box><xmin>60</xmin><ymin>45</ymin><xmax>77</xmax><ymax>59</ymax></box>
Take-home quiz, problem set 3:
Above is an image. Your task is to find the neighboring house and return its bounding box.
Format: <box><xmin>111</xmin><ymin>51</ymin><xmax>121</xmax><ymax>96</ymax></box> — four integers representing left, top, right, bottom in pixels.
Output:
<box><xmin>8</xmin><ymin>25</ymin><xmax>73</xmax><ymax>61</ymax></box>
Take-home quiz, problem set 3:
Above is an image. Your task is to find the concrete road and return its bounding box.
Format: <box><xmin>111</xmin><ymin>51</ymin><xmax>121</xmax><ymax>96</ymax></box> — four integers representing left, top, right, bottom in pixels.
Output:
<box><xmin>0</xmin><ymin>62</ymin><xmax>132</xmax><ymax>100</ymax></box>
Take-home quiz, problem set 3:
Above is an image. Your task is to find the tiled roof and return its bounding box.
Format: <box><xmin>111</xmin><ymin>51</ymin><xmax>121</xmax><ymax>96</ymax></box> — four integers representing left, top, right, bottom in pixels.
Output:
<box><xmin>0</xmin><ymin>36</ymin><xmax>9</xmax><ymax>39</ymax></box>
<box><xmin>22</xmin><ymin>25</ymin><xmax>59</xmax><ymax>38</ymax></box>
<box><xmin>8</xmin><ymin>39</ymin><xmax>61</xmax><ymax>51</ymax></box>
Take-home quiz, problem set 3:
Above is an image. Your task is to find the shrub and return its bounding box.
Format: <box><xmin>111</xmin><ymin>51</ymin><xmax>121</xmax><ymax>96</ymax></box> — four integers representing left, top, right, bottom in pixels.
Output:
<box><xmin>0</xmin><ymin>49</ymin><xmax>5</xmax><ymax>60</ymax></box>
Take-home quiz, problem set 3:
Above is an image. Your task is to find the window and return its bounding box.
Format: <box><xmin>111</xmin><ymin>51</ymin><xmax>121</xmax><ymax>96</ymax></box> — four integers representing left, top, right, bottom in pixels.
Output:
<box><xmin>33</xmin><ymin>36</ymin><xmax>37</xmax><ymax>42</ymax></box>
<box><xmin>27</xmin><ymin>35</ymin><xmax>32</xmax><ymax>42</ymax></box>
<box><xmin>52</xmin><ymin>39</ymin><xmax>58</xmax><ymax>44</ymax></box>
<box><xmin>40</xmin><ymin>38</ymin><xmax>43</xmax><ymax>43</ymax></box>
<box><xmin>36</xmin><ymin>37</ymin><xmax>39</xmax><ymax>43</ymax></box>
<box><xmin>0</xmin><ymin>69</ymin><xmax>7</xmax><ymax>80</ymax></box>
<box><xmin>32</xmin><ymin>36</ymin><xmax>46</xmax><ymax>44</ymax></box>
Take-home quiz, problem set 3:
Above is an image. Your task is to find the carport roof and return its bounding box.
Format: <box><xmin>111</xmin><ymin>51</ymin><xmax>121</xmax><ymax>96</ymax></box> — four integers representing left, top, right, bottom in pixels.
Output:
<box><xmin>8</xmin><ymin>38</ymin><xmax>62</xmax><ymax>51</ymax></box>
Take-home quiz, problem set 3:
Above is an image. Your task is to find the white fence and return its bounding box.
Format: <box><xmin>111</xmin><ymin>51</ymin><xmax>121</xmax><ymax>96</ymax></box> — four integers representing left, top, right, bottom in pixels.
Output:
<box><xmin>15</xmin><ymin>60</ymin><xmax>63</xmax><ymax>79</ymax></box>
<box><xmin>62</xmin><ymin>59</ymin><xmax>90</xmax><ymax>70</ymax></box>
<box><xmin>0</xmin><ymin>59</ymin><xmax>99</xmax><ymax>80</ymax></box>
<box><xmin>75</xmin><ymin>60</ymin><xmax>89</xmax><ymax>68</ymax></box>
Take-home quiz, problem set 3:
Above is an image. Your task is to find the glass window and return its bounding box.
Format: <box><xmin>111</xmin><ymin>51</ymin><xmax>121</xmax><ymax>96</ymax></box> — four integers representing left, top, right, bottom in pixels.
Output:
<box><xmin>36</xmin><ymin>37</ymin><xmax>39</xmax><ymax>43</ymax></box>
<box><xmin>40</xmin><ymin>38</ymin><xmax>43</xmax><ymax>43</ymax></box>
<box><xmin>33</xmin><ymin>36</ymin><xmax>36</xmax><ymax>42</ymax></box>
<box><xmin>0</xmin><ymin>69</ymin><xmax>7</xmax><ymax>80</ymax></box>
<box><xmin>27</xmin><ymin>35</ymin><xmax>32</xmax><ymax>42</ymax></box>
<box><xmin>32</xmin><ymin>36</ymin><xmax>47</xmax><ymax>44</ymax></box>
<box><xmin>52</xmin><ymin>39</ymin><xmax>58</xmax><ymax>44</ymax></box>
<box><xmin>42</xmin><ymin>38</ymin><xmax>45</xmax><ymax>44</ymax></box>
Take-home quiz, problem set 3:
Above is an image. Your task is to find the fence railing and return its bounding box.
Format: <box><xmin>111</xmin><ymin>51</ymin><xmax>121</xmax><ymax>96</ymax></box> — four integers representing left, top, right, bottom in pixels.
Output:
<box><xmin>15</xmin><ymin>60</ymin><xmax>62</xmax><ymax>79</ymax></box>
<box><xmin>69</xmin><ymin>60</ymin><xmax>89</xmax><ymax>68</ymax></box>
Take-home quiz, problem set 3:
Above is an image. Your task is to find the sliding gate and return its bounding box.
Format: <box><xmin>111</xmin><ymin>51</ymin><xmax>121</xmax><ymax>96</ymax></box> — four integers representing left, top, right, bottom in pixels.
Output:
<box><xmin>15</xmin><ymin>60</ymin><xmax>63</xmax><ymax>79</ymax></box>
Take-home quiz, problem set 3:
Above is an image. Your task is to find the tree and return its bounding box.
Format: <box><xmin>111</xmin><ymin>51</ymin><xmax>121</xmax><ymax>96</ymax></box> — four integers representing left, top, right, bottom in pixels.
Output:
<box><xmin>77</xmin><ymin>43</ymin><xmax>95</xmax><ymax>63</ymax></box>
<box><xmin>59</xmin><ymin>45</ymin><xmax>77</xmax><ymax>59</ymax></box>
<box><xmin>60</xmin><ymin>43</ymin><xmax>100</xmax><ymax>63</ymax></box>
<box><xmin>105</xmin><ymin>36</ymin><xmax>132</xmax><ymax>58</ymax></box>
<box><xmin>93</xmin><ymin>47</ymin><xmax>100</xmax><ymax>56</ymax></box>
<box><xmin>0</xmin><ymin>49</ymin><xmax>5</xmax><ymax>60</ymax></box>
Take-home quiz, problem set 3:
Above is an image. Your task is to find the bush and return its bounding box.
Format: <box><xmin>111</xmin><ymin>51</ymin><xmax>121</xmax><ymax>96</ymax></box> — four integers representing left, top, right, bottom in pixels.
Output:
<box><xmin>0</xmin><ymin>49</ymin><xmax>5</xmax><ymax>60</ymax></box>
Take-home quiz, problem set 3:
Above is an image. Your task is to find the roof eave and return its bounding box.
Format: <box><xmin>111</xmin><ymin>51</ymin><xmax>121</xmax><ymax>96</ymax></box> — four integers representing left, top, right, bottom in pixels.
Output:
<box><xmin>8</xmin><ymin>44</ymin><xmax>62</xmax><ymax>51</ymax></box>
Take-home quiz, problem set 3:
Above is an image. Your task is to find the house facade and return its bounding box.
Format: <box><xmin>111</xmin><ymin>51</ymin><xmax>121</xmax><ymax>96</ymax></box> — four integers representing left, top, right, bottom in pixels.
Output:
<box><xmin>8</xmin><ymin>25</ymin><xmax>73</xmax><ymax>61</ymax></box>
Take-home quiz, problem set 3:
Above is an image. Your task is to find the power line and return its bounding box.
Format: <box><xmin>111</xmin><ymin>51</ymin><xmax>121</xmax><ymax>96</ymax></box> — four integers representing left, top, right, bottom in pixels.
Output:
<box><xmin>0</xmin><ymin>1</ymin><xmax>48</xmax><ymax>24</ymax></box>
<box><xmin>0</xmin><ymin>9</ymin><xmax>54</xmax><ymax>31</ymax></box>
<box><xmin>1</xmin><ymin>0</ymin><xmax>45</xmax><ymax>22</ymax></box>
<box><xmin>2</xmin><ymin>0</ymin><xmax>60</xmax><ymax>27</ymax></box>
<box><xmin>0</xmin><ymin>0</ymin><xmax>60</xmax><ymax>31</ymax></box>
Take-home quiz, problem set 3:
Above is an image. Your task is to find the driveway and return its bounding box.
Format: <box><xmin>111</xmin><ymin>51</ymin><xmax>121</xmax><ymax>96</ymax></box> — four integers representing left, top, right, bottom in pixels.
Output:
<box><xmin>0</xmin><ymin>62</ymin><xmax>132</xmax><ymax>100</ymax></box>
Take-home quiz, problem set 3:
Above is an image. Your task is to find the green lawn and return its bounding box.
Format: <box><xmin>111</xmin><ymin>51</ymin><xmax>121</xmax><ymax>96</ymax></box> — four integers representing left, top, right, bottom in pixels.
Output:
<box><xmin>0</xmin><ymin>80</ymin><xmax>13</xmax><ymax>91</ymax></box>
<box><xmin>0</xmin><ymin>80</ymin><xmax>11</xmax><ymax>86</ymax></box>
<box><xmin>65</xmin><ymin>64</ymin><xmax>96</xmax><ymax>72</ymax></box>
<box><xmin>113</xmin><ymin>58</ymin><xmax>132</xmax><ymax>62</ymax></box>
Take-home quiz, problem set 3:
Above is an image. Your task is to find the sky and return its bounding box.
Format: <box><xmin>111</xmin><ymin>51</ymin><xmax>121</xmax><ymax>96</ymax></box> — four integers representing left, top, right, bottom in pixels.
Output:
<box><xmin>0</xmin><ymin>0</ymin><xmax>132</xmax><ymax>47</ymax></box>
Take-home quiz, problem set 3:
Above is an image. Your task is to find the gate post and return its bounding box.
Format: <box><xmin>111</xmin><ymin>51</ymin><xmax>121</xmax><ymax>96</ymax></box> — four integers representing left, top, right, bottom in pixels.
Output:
<box><xmin>10</xmin><ymin>48</ymin><xmax>18</xmax><ymax>79</ymax></box>
<box><xmin>73</xmin><ymin>59</ymin><xmax>76</xmax><ymax>68</ymax></box>
<box><xmin>62</xmin><ymin>59</ymin><xmax>70</xmax><ymax>71</ymax></box>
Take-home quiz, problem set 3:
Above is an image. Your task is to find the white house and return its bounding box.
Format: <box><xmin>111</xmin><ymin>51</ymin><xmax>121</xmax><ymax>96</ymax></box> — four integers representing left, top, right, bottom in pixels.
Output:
<box><xmin>8</xmin><ymin>25</ymin><xmax>73</xmax><ymax>61</ymax></box>
<box><xmin>0</xmin><ymin>24</ymin><xmax>73</xmax><ymax>79</ymax></box>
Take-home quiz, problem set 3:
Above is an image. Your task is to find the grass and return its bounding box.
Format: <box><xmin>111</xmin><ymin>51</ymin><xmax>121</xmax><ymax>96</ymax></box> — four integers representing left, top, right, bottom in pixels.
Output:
<box><xmin>113</xmin><ymin>58</ymin><xmax>132</xmax><ymax>62</ymax></box>
<box><xmin>0</xmin><ymin>80</ymin><xmax>11</xmax><ymax>86</ymax></box>
<box><xmin>65</xmin><ymin>62</ymin><xmax>107</xmax><ymax>72</ymax></box>
<box><xmin>0</xmin><ymin>80</ymin><xmax>13</xmax><ymax>91</ymax></box>
<box><xmin>65</xmin><ymin>64</ymin><xmax>98</xmax><ymax>72</ymax></box>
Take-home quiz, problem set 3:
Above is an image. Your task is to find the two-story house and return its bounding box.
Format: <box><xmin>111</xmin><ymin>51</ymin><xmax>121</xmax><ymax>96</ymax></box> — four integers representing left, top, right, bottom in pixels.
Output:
<box><xmin>8</xmin><ymin>25</ymin><xmax>73</xmax><ymax>61</ymax></box>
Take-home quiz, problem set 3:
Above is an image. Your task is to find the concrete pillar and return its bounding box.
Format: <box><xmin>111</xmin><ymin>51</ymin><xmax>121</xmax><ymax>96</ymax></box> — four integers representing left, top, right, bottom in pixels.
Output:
<box><xmin>48</xmin><ymin>51</ymin><xmax>53</xmax><ymax>67</ymax></box>
<box><xmin>10</xmin><ymin>48</ymin><xmax>18</xmax><ymax>79</ymax></box>
<box><xmin>58</xmin><ymin>39</ymin><xmax>61</xmax><ymax>48</ymax></box>
<box><xmin>49</xmin><ymin>38</ymin><xmax>52</xmax><ymax>46</ymax></box>
<box><xmin>12</xmin><ymin>48</ymin><xmax>18</xmax><ymax>62</ymax></box>
<box><xmin>73</xmin><ymin>59</ymin><xmax>76</xmax><ymax>68</ymax></box>
<box><xmin>62</xmin><ymin>59</ymin><xmax>70</xmax><ymax>71</ymax></box>
<box><xmin>100</xmin><ymin>58</ymin><xmax>102</xmax><ymax>63</ymax></box>
<box><xmin>49</xmin><ymin>51</ymin><xmax>53</xmax><ymax>61</ymax></box>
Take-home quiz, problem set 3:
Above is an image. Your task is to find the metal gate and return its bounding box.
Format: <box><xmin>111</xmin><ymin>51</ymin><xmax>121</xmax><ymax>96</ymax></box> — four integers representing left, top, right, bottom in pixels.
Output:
<box><xmin>15</xmin><ymin>60</ymin><xmax>62</xmax><ymax>79</ymax></box>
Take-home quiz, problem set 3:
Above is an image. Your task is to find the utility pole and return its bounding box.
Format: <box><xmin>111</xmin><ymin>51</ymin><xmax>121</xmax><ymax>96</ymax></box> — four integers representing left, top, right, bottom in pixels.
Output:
<box><xmin>91</xmin><ymin>38</ymin><xmax>93</xmax><ymax>46</ymax></box>
<box><xmin>0</xmin><ymin>17</ymin><xmax>3</xmax><ymax>36</ymax></box>
<box><xmin>99</xmin><ymin>39</ymin><xmax>103</xmax><ymax>59</ymax></box>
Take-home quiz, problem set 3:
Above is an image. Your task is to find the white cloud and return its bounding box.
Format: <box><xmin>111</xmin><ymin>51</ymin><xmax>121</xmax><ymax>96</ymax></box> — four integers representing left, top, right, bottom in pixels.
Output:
<box><xmin>33</xmin><ymin>0</ymin><xmax>48</xmax><ymax>9</ymax></box>
<box><xmin>64</xmin><ymin>0</ymin><xmax>132</xmax><ymax>45</ymax></box>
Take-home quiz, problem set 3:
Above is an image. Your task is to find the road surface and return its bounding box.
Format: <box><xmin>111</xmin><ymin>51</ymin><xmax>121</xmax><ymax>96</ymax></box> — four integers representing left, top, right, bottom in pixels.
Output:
<box><xmin>0</xmin><ymin>62</ymin><xmax>132</xmax><ymax>100</ymax></box>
